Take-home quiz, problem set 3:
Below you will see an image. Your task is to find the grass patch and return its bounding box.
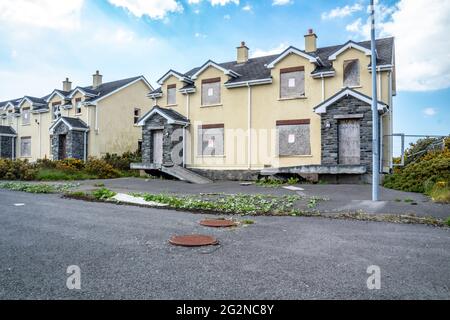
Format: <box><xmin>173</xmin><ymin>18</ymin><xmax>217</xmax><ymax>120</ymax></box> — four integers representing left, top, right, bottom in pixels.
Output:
<box><xmin>36</xmin><ymin>169</ymin><xmax>97</xmax><ymax>181</ymax></box>
<box><xmin>428</xmin><ymin>183</ymin><xmax>450</xmax><ymax>204</ymax></box>
<box><xmin>446</xmin><ymin>217</ymin><xmax>450</xmax><ymax>227</ymax></box>
<box><xmin>241</xmin><ymin>219</ymin><xmax>255</xmax><ymax>225</ymax></box>
<box><xmin>0</xmin><ymin>182</ymin><xmax>76</xmax><ymax>194</ymax></box>
<box><xmin>404</xmin><ymin>198</ymin><xmax>414</xmax><ymax>203</ymax></box>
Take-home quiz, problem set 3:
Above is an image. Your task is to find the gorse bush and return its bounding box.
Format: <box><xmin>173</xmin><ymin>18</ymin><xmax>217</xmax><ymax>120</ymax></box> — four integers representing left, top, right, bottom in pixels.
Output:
<box><xmin>0</xmin><ymin>159</ymin><xmax>37</xmax><ymax>181</ymax></box>
<box><xmin>85</xmin><ymin>158</ymin><xmax>121</xmax><ymax>179</ymax></box>
<box><xmin>102</xmin><ymin>151</ymin><xmax>141</xmax><ymax>171</ymax></box>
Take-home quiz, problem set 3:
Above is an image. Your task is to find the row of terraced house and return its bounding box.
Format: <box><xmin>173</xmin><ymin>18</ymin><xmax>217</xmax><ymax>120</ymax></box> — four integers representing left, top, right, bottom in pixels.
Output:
<box><xmin>0</xmin><ymin>30</ymin><xmax>396</xmax><ymax>183</ymax></box>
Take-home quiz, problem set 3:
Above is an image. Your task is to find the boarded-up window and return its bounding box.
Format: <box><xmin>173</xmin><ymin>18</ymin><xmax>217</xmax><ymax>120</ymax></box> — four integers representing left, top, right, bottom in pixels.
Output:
<box><xmin>198</xmin><ymin>124</ymin><xmax>224</xmax><ymax>156</ymax></box>
<box><xmin>22</xmin><ymin>107</ymin><xmax>30</xmax><ymax>125</ymax></box>
<box><xmin>280</xmin><ymin>67</ymin><xmax>305</xmax><ymax>99</ymax></box>
<box><xmin>277</xmin><ymin>120</ymin><xmax>311</xmax><ymax>156</ymax></box>
<box><xmin>52</xmin><ymin>102</ymin><xmax>61</xmax><ymax>120</ymax></box>
<box><xmin>167</xmin><ymin>84</ymin><xmax>176</xmax><ymax>105</ymax></box>
<box><xmin>343</xmin><ymin>59</ymin><xmax>360</xmax><ymax>87</ymax></box>
<box><xmin>202</xmin><ymin>78</ymin><xmax>221</xmax><ymax>106</ymax></box>
<box><xmin>21</xmin><ymin>137</ymin><xmax>31</xmax><ymax>157</ymax></box>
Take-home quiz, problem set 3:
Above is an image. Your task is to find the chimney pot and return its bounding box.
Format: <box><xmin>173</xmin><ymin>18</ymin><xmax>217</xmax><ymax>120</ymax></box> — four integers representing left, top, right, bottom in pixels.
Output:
<box><xmin>237</xmin><ymin>41</ymin><xmax>249</xmax><ymax>64</ymax></box>
<box><xmin>304</xmin><ymin>29</ymin><xmax>317</xmax><ymax>53</ymax></box>
<box><xmin>63</xmin><ymin>77</ymin><xmax>72</xmax><ymax>92</ymax></box>
<box><xmin>93</xmin><ymin>70</ymin><xmax>103</xmax><ymax>89</ymax></box>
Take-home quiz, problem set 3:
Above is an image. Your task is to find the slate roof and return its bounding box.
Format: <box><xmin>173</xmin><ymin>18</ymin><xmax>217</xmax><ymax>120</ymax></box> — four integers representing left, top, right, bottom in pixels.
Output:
<box><xmin>154</xmin><ymin>106</ymin><xmax>189</xmax><ymax>123</ymax></box>
<box><xmin>60</xmin><ymin>117</ymin><xmax>89</xmax><ymax>129</ymax></box>
<box><xmin>0</xmin><ymin>125</ymin><xmax>17</xmax><ymax>136</ymax></box>
<box><xmin>0</xmin><ymin>98</ymin><xmax>21</xmax><ymax>109</ymax></box>
<box><xmin>154</xmin><ymin>37</ymin><xmax>394</xmax><ymax>92</ymax></box>
<box><xmin>1</xmin><ymin>76</ymin><xmax>147</xmax><ymax>112</ymax></box>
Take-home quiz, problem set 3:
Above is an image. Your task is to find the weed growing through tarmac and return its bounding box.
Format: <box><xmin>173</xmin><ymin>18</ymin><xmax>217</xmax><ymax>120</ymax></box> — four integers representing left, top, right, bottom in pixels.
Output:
<box><xmin>92</xmin><ymin>188</ymin><xmax>117</xmax><ymax>200</ymax></box>
<box><xmin>446</xmin><ymin>217</ymin><xmax>450</xmax><ymax>227</ymax></box>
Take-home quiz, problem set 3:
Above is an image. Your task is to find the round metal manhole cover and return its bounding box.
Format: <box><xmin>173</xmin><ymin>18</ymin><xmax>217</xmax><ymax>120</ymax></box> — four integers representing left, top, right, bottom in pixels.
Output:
<box><xmin>200</xmin><ymin>219</ymin><xmax>237</xmax><ymax>228</ymax></box>
<box><xmin>169</xmin><ymin>234</ymin><xmax>219</xmax><ymax>247</ymax></box>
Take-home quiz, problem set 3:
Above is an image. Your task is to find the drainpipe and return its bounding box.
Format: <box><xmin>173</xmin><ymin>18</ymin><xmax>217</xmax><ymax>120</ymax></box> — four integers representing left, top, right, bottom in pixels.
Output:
<box><xmin>185</xmin><ymin>94</ymin><xmax>190</xmax><ymax>167</ymax></box>
<box><xmin>388</xmin><ymin>71</ymin><xmax>394</xmax><ymax>169</ymax></box>
<box><xmin>39</xmin><ymin>113</ymin><xmax>42</xmax><ymax>158</ymax></box>
<box><xmin>321</xmin><ymin>75</ymin><xmax>325</xmax><ymax>102</ymax></box>
<box><xmin>95</xmin><ymin>104</ymin><xmax>99</xmax><ymax>134</ymax></box>
<box><xmin>84</xmin><ymin>131</ymin><xmax>87</xmax><ymax>162</ymax></box>
<box><xmin>247</xmin><ymin>82</ymin><xmax>252</xmax><ymax>170</ymax></box>
<box><xmin>182</xmin><ymin>126</ymin><xmax>186</xmax><ymax>168</ymax></box>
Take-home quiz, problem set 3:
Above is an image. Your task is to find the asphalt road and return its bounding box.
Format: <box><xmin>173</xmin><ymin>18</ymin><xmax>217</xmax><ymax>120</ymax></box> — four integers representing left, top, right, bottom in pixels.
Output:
<box><xmin>0</xmin><ymin>190</ymin><xmax>449</xmax><ymax>300</ymax></box>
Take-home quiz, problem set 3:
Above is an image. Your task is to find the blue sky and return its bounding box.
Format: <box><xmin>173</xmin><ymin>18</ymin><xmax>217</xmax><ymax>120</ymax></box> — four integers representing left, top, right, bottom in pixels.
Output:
<box><xmin>0</xmin><ymin>0</ymin><xmax>449</xmax><ymax>151</ymax></box>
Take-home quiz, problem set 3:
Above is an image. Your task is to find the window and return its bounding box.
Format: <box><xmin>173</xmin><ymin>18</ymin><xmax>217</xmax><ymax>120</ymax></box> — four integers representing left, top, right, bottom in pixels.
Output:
<box><xmin>277</xmin><ymin>120</ymin><xmax>311</xmax><ymax>156</ymax></box>
<box><xmin>201</xmin><ymin>78</ymin><xmax>221</xmax><ymax>106</ymax></box>
<box><xmin>8</xmin><ymin>110</ymin><xmax>13</xmax><ymax>125</ymax></box>
<box><xmin>20</xmin><ymin>137</ymin><xmax>31</xmax><ymax>158</ymax></box>
<box><xmin>198</xmin><ymin>124</ymin><xmax>224</xmax><ymax>156</ymax></box>
<box><xmin>167</xmin><ymin>84</ymin><xmax>176</xmax><ymax>105</ymax></box>
<box><xmin>21</xmin><ymin>107</ymin><xmax>30</xmax><ymax>125</ymax></box>
<box><xmin>52</xmin><ymin>102</ymin><xmax>62</xmax><ymax>120</ymax></box>
<box><xmin>280</xmin><ymin>67</ymin><xmax>305</xmax><ymax>99</ymax></box>
<box><xmin>343</xmin><ymin>59</ymin><xmax>360</xmax><ymax>87</ymax></box>
<box><xmin>134</xmin><ymin>108</ymin><xmax>141</xmax><ymax>124</ymax></box>
<box><xmin>75</xmin><ymin>98</ymin><xmax>82</xmax><ymax>114</ymax></box>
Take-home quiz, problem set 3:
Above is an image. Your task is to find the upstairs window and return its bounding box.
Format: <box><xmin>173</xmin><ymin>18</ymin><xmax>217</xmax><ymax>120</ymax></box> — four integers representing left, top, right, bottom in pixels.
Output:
<box><xmin>22</xmin><ymin>107</ymin><xmax>30</xmax><ymax>125</ymax></box>
<box><xmin>201</xmin><ymin>78</ymin><xmax>221</xmax><ymax>106</ymax></box>
<box><xmin>280</xmin><ymin>67</ymin><xmax>305</xmax><ymax>99</ymax></box>
<box><xmin>8</xmin><ymin>110</ymin><xmax>13</xmax><ymax>125</ymax></box>
<box><xmin>134</xmin><ymin>108</ymin><xmax>141</xmax><ymax>124</ymax></box>
<box><xmin>167</xmin><ymin>84</ymin><xmax>176</xmax><ymax>105</ymax></box>
<box><xmin>343</xmin><ymin>59</ymin><xmax>360</xmax><ymax>87</ymax></box>
<box><xmin>52</xmin><ymin>102</ymin><xmax>62</xmax><ymax>120</ymax></box>
<box><xmin>75</xmin><ymin>98</ymin><xmax>82</xmax><ymax>114</ymax></box>
<box><xmin>198</xmin><ymin>124</ymin><xmax>224</xmax><ymax>156</ymax></box>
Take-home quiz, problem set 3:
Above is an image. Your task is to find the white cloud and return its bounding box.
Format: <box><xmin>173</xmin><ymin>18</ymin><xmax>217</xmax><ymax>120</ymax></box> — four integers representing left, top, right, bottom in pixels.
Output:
<box><xmin>251</xmin><ymin>43</ymin><xmax>288</xmax><ymax>58</ymax></box>
<box><xmin>423</xmin><ymin>108</ymin><xmax>437</xmax><ymax>116</ymax></box>
<box><xmin>188</xmin><ymin>0</ymin><xmax>239</xmax><ymax>6</ymax></box>
<box><xmin>194</xmin><ymin>32</ymin><xmax>207</xmax><ymax>38</ymax></box>
<box><xmin>224</xmin><ymin>14</ymin><xmax>231</xmax><ymax>20</ymax></box>
<box><xmin>108</xmin><ymin>0</ymin><xmax>183</xmax><ymax>20</ymax></box>
<box><xmin>242</xmin><ymin>4</ymin><xmax>252</xmax><ymax>12</ymax></box>
<box><xmin>346</xmin><ymin>0</ymin><xmax>450</xmax><ymax>91</ymax></box>
<box><xmin>272</xmin><ymin>0</ymin><xmax>292</xmax><ymax>6</ymax></box>
<box><xmin>0</xmin><ymin>0</ymin><xmax>84</xmax><ymax>30</ymax></box>
<box><xmin>322</xmin><ymin>3</ymin><xmax>363</xmax><ymax>20</ymax></box>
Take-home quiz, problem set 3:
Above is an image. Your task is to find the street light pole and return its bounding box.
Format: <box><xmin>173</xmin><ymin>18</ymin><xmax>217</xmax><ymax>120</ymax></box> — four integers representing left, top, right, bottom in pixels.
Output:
<box><xmin>371</xmin><ymin>0</ymin><xmax>380</xmax><ymax>201</ymax></box>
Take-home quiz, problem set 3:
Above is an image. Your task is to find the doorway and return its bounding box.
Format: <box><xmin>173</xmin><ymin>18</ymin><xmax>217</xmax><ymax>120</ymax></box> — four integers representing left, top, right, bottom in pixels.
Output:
<box><xmin>152</xmin><ymin>130</ymin><xmax>163</xmax><ymax>164</ymax></box>
<box><xmin>339</xmin><ymin>120</ymin><xmax>361</xmax><ymax>165</ymax></box>
<box><xmin>58</xmin><ymin>134</ymin><xmax>67</xmax><ymax>160</ymax></box>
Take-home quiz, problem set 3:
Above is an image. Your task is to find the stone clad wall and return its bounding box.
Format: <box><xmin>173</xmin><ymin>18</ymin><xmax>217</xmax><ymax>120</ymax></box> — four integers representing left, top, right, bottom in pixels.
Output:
<box><xmin>51</xmin><ymin>122</ymin><xmax>87</xmax><ymax>160</ymax></box>
<box><xmin>320</xmin><ymin>95</ymin><xmax>373</xmax><ymax>172</ymax></box>
<box><xmin>142</xmin><ymin>113</ymin><xmax>184</xmax><ymax>167</ymax></box>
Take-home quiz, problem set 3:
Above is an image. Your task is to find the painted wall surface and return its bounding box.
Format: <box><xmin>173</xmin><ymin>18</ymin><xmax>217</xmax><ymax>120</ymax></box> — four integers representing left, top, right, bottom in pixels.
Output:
<box><xmin>154</xmin><ymin>47</ymin><xmax>394</xmax><ymax>171</ymax></box>
<box><xmin>7</xmin><ymin>79</ymin><xmax>151</xmax><ymax>162</ymax></box>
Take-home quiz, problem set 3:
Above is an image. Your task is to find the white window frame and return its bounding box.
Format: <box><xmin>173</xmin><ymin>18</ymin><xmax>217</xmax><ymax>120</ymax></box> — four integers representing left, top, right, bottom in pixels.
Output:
<box><xmin>21</xmin><ymin>107</ymin><xmax>31</xmax><ymax>125</ymax></box>
<box><xmin>134</xmin><ymin>108</ymin><xmax>141</xmax><ymax>124</ymax></box>
<box><xmin>20</xmin><ymin>137</ymin><xmax>31</xmax><ymax>158</ymax></box>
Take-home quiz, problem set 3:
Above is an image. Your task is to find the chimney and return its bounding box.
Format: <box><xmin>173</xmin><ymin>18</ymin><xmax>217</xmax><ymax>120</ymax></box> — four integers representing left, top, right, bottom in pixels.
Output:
<box><xmin>237</xmin><ymin>41</ymin><xmax>249</xmax><ymax>64</ymax></box>
<box><xmin>63</xmin><ymin>77</ymin><xmax>72</xmax><ymax>92</ymax></box>
<box><xmin>92</xmin><ymin>70</ymin><xmax>103</xmax><ymax>89</ymax></box>
<box><xmin>304</xmin><ymin>29</ymin><xmax>317</xmax><ymax>53</ymax></box>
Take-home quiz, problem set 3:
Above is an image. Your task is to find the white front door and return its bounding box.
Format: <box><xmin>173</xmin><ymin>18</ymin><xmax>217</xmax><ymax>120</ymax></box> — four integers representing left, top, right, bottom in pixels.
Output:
<box><xmin>153</xmin><ymin>130</ymin><xmax>163</xmax><ymax>164</ymax></box>
<box><xmin>339</xmin><ymin>120</ymin><xmax>361</xmax><ymax>165</ymax></box>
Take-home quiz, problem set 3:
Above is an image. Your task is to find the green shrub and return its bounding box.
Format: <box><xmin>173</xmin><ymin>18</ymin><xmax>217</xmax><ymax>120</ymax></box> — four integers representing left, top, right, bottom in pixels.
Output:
<box><xmin>0</xmin><ymin>159</ymin><xmax>37</xmax><ymax>181</ymax></box>
<box><xmin>383</xmin><ymin>150</ymin><xmax>450</xmax><ymax>193</ymax></box>
<box><xmin>85</xmin><ymin>158</ymin><xmax>121</xmax><ymax>179</ymax></box>
<box><xmin>0</xmin><ymin>182</ymin><xmax>55</xmax><ymax>193</ymax></box>
<box><xmin>428</xmin><ymin>181</ymin><xmax>450</xmax><ymax>204</ymax></box>
<box><xmin>102</xmin><ymin>151</ymin><xmax>141</xmax><ymax>171</ymax></box>
<box><xmin>446</xmin><ymin>217</ymin><xmax>450</xmax><ymax>227</ymax></box>
<box><xmin>93</xmin><ymin>188</ymin><xmax>117</xmax><ymax>200</ymax></box>
<box><xmin>36</xmin><ymin>169</ymin><xmax>96</xmax><ymax>181</ymax></box>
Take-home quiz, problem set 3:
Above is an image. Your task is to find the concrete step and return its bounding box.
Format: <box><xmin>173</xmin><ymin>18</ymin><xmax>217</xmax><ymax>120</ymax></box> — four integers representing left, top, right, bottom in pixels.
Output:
<box><xmin>162</xmin><ymin>165</ymin><xmax>213</xmax><ymax>184</ymax></box>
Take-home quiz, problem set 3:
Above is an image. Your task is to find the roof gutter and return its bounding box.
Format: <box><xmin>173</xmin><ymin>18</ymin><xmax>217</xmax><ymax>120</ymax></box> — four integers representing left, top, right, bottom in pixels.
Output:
<box><xmin>224</xmin><ymin>78</ymin><xmax>273</xmax><ymax>89</ymax></box>
<box><xmin>311</xmin><ymin>71</ymin><xmax>335</xmax><ymax>79</ymax></box>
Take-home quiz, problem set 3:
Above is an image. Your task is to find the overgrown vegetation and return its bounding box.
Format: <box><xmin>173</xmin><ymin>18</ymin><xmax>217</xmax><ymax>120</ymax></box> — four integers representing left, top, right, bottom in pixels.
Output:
<box><xmin>0</xmin><ymin>182</ymin><xmax>76</xmax><ymax>194</ymax></box>
<box><xmin>135</xmin><ymin>192</ymin><xmax>305</xmax><ymax>215</ymax></box>
<box><xmin>0</xmin><ymin>151</ymin><xmax>141</xmax><ymax>181</ymax></box>
<box><xmin>384</xmin><ymin>138</ymin><xmax>450</xmax><ymax>203</ymax></box>
<box><xmin>256</xmin><ymin>176</ymin><xmax>300</xmax><ymax>188</ymax></box>
<box><xmin>93</xmin><ymin>188</ymin><xmax>117</xmax><ymax>200</ymax></box>
<box><xmin>446</xmin><ymin>217</ymin><xmax>450</xmax><ymax>227</ymax></box>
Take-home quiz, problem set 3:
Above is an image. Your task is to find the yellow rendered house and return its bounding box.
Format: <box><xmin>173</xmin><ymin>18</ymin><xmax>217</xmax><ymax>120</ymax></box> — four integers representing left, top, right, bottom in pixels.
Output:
<box><xmin>0</xmin><ymin>72</ymin><xmax>153</xmax><ymax>162</ymax></box>
<box><xmin>134</xmin><ymin>30</ymin><xmax>396</xmax><ymax>183</ymax></box>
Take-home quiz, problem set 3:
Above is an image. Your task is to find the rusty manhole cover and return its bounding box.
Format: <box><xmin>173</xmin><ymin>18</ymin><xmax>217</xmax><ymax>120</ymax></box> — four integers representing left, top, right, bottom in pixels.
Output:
<box><xmin>169</xmin><ymin>234</ymin><xmax>219</xmax><ymax>247</ymax></box>
<box><xmin>200</xmin><ymin>219</ymin><xmax>237</xmax><ymax>228</ymax></box>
